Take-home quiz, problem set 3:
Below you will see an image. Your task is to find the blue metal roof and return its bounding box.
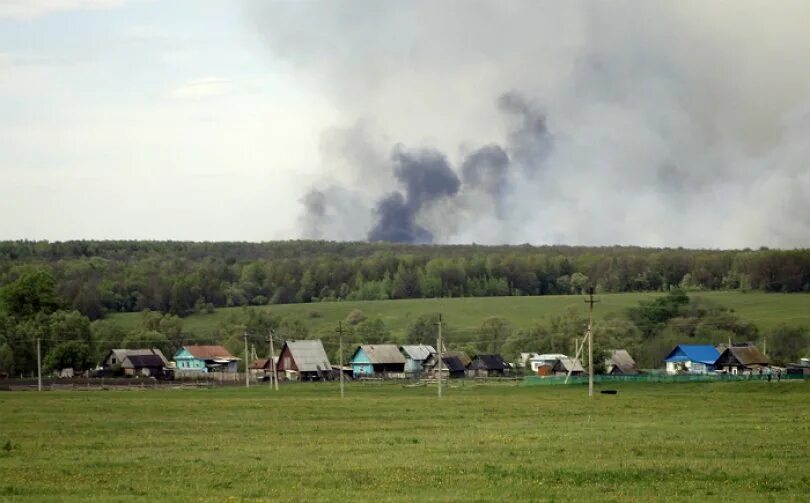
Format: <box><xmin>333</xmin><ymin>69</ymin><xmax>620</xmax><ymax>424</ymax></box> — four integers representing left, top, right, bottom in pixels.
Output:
<box><xmin>663</xmin><ymin>344</ymin><xmax>720</xmax><ymax>365</ymax></box>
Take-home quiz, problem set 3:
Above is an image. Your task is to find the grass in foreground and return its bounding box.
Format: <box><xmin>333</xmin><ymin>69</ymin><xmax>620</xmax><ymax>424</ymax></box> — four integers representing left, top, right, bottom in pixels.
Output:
<box><xmin>1</xmin><ymin>381</ymin><xmax>808</xmax><ymax>502</ymax></box>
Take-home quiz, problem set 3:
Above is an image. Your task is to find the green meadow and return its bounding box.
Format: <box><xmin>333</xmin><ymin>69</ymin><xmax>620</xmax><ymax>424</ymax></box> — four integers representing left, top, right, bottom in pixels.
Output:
<box><xmin>1</xmin><ymin>381</ymin><xmax>808</xmax><ymax>502</ymax></box>
<box><xmin>108</xmin><ymin>291</ymin><xmax>810</xmax><ymax>339</ymax></box>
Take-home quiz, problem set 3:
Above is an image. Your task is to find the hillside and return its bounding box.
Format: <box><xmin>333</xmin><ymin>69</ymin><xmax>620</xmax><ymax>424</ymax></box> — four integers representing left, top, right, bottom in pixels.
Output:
<box><xmin>107</xmin><ymin>290</ymin><xmax>810</xmax><ymax>341</ymax></box>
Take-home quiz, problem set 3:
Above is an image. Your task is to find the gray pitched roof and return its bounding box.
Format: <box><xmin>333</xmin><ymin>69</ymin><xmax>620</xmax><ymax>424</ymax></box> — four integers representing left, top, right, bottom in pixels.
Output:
<box><xmin>608</xmin><ymin>349</ymin><xmax>637</xmax><ymax>374</ymax></box>
<box><xmin>469</xmin><ymin>354</ymin><xmax>509</xmax><ymax>371</ymax></box>
<box><xmin>286</xmin><ymin>340</ymin><xmax>331</xmax><ymax>372</ymax></box>
<box><xmin>122</xmin><ymin>354</ymin><xmax>165</xmax><ymax>368</ymax></box>
<box><xmin>552</xmin><ymin>357</ymin><xmax>585</xmax><ymax>373</ymax></box>
<box><xmin>358</xmin><ymin>344</ymin><xmax>407</xmax><ymax>364</ymax></box>
<box><xmin>400</xmin><ymin>345</ymin><xmax>436</xmax><ymax>361</ymax></box>
<box><xmin>107</xmin><ymin>348</ymin><xmax>169</xmax><ymax>366</ymax></box>
<box><xmin>723</xmin><ymin>346</ymin><xmax>770</xmax><ymax>366</ymax></box>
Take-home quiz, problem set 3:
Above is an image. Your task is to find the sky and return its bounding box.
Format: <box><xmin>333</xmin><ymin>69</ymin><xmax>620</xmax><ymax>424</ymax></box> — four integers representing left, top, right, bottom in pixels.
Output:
<box><xmin>1</xmin><ymin>1</ymin><xmax>809</xmax><ymax>248</ymax></box>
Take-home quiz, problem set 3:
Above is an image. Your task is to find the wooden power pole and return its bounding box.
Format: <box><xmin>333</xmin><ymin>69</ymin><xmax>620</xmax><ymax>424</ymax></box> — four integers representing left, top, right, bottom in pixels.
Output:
<box><xmin>585</xmin><ymin>288</ymin><xmax>599</xmax><ymax>397</ymax></box>
<box><xmin>36</xmin><ymin>337</ymin><xmax>42</xmax><ymax>392</ymax></box>
<box><xmin>267</xmin><ymin>329</ymin><xmax>279</xmax><ymax>391</ymax></box>
<box><xmin>336</xmin><ymin>321</ymin><xmax>345</xmax><ymax>398</ymax></box>
<box><xmin>244</xmin><ymin>332</ymin><xmax>250</xmax><ymax>388</ymax></box>
<box><xmin>436</xmin><ymin>314</ymin><xmax>443</xmax><ymax>399</ymax></box>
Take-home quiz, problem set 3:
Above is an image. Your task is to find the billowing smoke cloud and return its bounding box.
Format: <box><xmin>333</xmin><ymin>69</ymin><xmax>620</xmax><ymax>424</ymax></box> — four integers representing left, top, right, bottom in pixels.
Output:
<box><xmin>368</xmin><ymin>146</ymin><xmax>460</xmax><ymax>242</ymax></box>
<box><xmin>252</xmin><ymin>1</ymin><xmax>810</xmax><ymax>248</ymax></box>
<box><xmin>460</xmin><ymin>144</ymin><xmax>509</xmax><ymax>199</ymax></box>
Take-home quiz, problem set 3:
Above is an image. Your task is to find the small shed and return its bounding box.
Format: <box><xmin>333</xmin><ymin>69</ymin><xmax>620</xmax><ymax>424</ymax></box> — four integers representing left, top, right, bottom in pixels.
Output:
<box><xmin>400</xmin><ymin>345</ymin><xmax>436</xmax><ymax>374</ymax></box>
<box><xmin>276</xmin><ymin>340</ymin><xmax>332</xmax><ymax>381</ymax></box>
<box><xmin>786</xmin><ymin>359</ymin><xmax>810</xmax><ymax>377</ymax></box>
<box><xmin>351</xmin><ymin>344</ymin><xmax>407</xmax><ymax>378</ymax></box>
<box><xmin>249</xmin><ymin>357</ymin><xmax>278</xmax><ymax>378</ymax></box>
<box><xmin>551</xmin><ymin>357</ymin><xmax>584</xmax><ymax>376</ymax></box>
<box><xmin>714</xmin><ymin>346</ymin><xmax>769</xmax><ymax>375</ymax></box>
<box><xmin>535</xmin><ymin>364</ymin><xmax>553</xmax><ymax>377</ymax></box>
<box><xmin>663</xmin><ymin>344</ymin><xmax>720</xmax><ymax>374</ymax></box>
<box><xmin>606</xmin><ymin>349</ymin><xmax>638</xmax><ymax>375</ymax></box>
<box><xmin>467</xmin><ymin>354</ymin><xmax>510</xmax><ymax>377</ymax></box>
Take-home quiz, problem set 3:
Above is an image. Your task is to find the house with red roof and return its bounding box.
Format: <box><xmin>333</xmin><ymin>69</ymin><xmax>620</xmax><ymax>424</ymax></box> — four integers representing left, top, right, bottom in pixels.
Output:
<box><xmin>174</xmin><ymin>345</ymin><xmax>240</xmax><ymax>373</ymax></box>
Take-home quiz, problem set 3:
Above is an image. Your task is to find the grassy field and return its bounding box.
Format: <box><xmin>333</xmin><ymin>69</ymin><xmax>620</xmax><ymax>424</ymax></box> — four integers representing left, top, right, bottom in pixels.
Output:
<box><xmin>1</xmin><ymin>382</ymin><xmax>808</xmax><ymax>501</ymax></box>
<box><xmin>108</xmin><ymin>291</ymin><xmax>810</xmax><ymax>339</ymax></box>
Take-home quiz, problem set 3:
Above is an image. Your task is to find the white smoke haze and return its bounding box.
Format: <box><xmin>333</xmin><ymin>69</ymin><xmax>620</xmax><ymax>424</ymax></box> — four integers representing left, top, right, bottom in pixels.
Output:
<box><xmin>251</xmin><ymin>0</ymin><xmax>810</xmax><ymax>248</ymax></box>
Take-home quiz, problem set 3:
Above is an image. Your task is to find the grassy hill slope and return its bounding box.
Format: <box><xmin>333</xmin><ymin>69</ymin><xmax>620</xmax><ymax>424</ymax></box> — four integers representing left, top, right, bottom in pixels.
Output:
<box><xmin>107</xmin><ymin>291</ymin><xmax>810</xmax><ymax>340</ymax></box>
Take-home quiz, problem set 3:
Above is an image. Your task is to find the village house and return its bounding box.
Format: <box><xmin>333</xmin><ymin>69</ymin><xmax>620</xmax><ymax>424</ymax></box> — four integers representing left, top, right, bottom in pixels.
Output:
<box><xmin>428</xmin><ymin>355</ymin><xmax>467</xmax><ymax>379</ymax></box>
<box><xmin>350</xmin><ymin>344</ymin><xmax>407</xmax><ymax>378</ymax></box>
<box><xmin>551</xmin><ymin>357</ymin><xmax>585</xmax><ymax>376</ymax></box>
<box><xmin>528</xmin><ymin>353</ymin><xmax>568</xmax><ymax>373</ymax></box>
<box><xmin>714</xmin><ymin>345</ymin><xmax>769</xmax><ymax>375</ymax></box>
<box><xmin>276</xmin><ymin>340</ymin><xmax>331</xmax><ymax>381</ymax></box>
<box><xmin>467</xmin><ymin>354</ymin><xmax>510</xmax><ymax>377</ymax></box>
<box><xmin>249</xmin><ymin>357</ymin><xmax>278</xmax><ymax>379</ymax></box>
<box><xmin>400</xmin><ymin>345</ymin><xmax>436</xmax><ymax>375</ymax></box>
<box><xmin>605</xmin><ymin>349</ymin><xmax>638</xmax><ymax>375</ymax></box>
<box><xmin>101</xmin><ymin>348</ymin><xmax>169</xmax><ymax>377</ymax></box>
<box><xmin>174</xmin><ymin>345</ymin><xmax>240</xmax><ymax>373</ymax></box>
<box><xmin>787</xmin><ymin>358</ymin><xmax>810</xmax><ymax>377</ymax></box>
<box><xmin>663</xmin><ymin>344</ymin><xmax>720</xmax><ymax>374</ymax></box>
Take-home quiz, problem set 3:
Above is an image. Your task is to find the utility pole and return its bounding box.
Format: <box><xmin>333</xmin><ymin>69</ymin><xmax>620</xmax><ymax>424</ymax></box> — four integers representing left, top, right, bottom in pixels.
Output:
<box><xmin>244</xmin><ymin>332</ymin><xmax>250</xmax><ymax>389</ymax></box>
<box><xmin>585</xmin><ymin>288</ymin><xmax>599</xmax><ymax>397</ymax></box>
<box><xmin>36</xmin><ymin>337</ymin><xmax>42</xmax><ymax>392</ymax></box>
<box><xmin>336</xmin><ymin>321</ymin><xmax>345</xmax><ymax>398</ymax></box>
<box><xmin>267</xmin><ymin>329</ymin><xmax>279</xmax><ymax>391</ymax></box>
<box><xmin>436</xmin><ymin>314</ymin><xmax>443</xmax><ymax>399</ymax></box>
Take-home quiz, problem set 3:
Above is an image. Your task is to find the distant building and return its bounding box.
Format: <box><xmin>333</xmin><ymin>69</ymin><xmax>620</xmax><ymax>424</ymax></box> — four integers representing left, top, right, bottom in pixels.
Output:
<box><xmin>467</xmin><ymin>354</ymin><xmax>510</xmax><ymax>377</ymax></box>
<box><xmin>787</xmin><ymin>358</ymin><xmax>810</xmax><ymax>377</ymax></box>
<box><xmin>551</xmin><ymin>357</ymin><xmax>585</xmax><ymax>376</ymax></box>
<box><xmin>714</xmin><ymin>346</ymin><xmax>769</xmax><ymax>375</ymax></box>
<box><xmin>427</xmin><ymin>355</ymin><xmax>467</xmax><ymax>379</ymax></box>
<box><xmin>102</xmin><ymin>348</ymin><xmax>169</xmax><ymax>377</ymax></box>
<box><xmin>350</xmin><ymin>345</ymin><xmax>407</xmax><ymax>378</ymax></box>
<box><xmin>528</xmin><ymin>353</ymin><xmax>568</xmax><ymax>373</ymax></box>
<box><xmin>605</xmin><ymin>349</ymin><xmax>638</xmax><ymax>375</ymax></box>
<box><xmin>249</xmin><ymin>357</ymin><xmax>278</xmax><ymax>378</ymax></box>
<box><xmin>174</xmin><ymin>345</ymin><xmax>240</xmax><ymax>373</ymax></box>
<box><xmin>400</xmin><ymin>345</ymin><xmax>436</xmax><ymax>374</ymax></box>
<box><xmin>663</xmin><ymin>344</ymin><xmax>720</xmax><ymax>374</ymax></box>
<box><xmin>424</xmin><ymin>350</ymin><xmax>471</xmax><ymax>379</ymax></box>
<box><xmin>276</xmin><ymin>340</ymin><xmax>331</xmax><ymax>381</ymax></box>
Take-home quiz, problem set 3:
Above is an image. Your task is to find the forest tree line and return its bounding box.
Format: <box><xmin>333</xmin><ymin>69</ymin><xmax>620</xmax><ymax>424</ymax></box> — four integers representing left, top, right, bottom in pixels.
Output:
<box><xmin>0</xmin><ymin>240</ymin><xmax>808</xmax><ymax>321</ymax></box>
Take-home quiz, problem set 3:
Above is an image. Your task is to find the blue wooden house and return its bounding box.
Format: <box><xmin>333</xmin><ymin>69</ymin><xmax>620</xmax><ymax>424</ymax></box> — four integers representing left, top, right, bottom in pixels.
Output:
<box><xmin>174</xmin><ymin>345</ymin><xmax>239</xmax><ymax>373</ymax></box>
<box><xmin>350</xmin><ymin>345</ymin><xmax>406</xmax><ymax>378</ymax></box>
<box><xmin>663</xmin><ymin>344</ymin><xmax>720</xmax><ymax>374</ymax></box>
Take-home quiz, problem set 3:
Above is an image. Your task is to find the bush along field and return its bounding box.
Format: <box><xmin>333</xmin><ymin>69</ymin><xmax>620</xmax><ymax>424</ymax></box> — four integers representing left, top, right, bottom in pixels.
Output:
<box><xmin>0</xmin><ymin>382</ymin><xmax>808</xmax><ymax>502</ymax></box>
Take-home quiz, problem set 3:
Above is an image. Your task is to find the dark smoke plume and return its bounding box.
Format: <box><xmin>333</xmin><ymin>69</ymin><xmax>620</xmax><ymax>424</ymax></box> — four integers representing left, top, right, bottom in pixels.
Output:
<box><xmin>256</xmin><ymin>2</ymin><xmax>810</xmax><ymax>248</ymax></box>
<box><xmin>368</xmin><ymin>191</ymin><xmax>432</xmax><ymax>243</ymax></box>
<box><xmin>497</xmin><ymin>91</ymin><xmax>551</xmax><ymax>175</ymax></box>
<box><xmin>368</xmin><ymin>146</ymin><xmax>461</xmax><ymax>242</ymax></box>
<box><xmin>460</xmin><ymin>144</ymin><xmax>510</xmax><ymax>198</ymax></box>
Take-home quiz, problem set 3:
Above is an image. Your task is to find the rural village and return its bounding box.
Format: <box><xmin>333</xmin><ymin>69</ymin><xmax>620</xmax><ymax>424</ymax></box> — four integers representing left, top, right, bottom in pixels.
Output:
<box><xmin>47</xmin><ymin>337</ymin><xmax>808</xmax><ymax>389</ymax></box>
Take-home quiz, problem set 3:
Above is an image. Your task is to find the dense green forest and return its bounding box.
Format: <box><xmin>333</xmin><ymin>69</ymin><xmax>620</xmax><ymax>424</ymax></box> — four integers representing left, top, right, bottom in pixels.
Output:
<box><xmin>1</xmin><ymin>241</ymin><xmax>808</xmax><ymax>376</ymax></box>
<box><xmin>1</xmin><ymin>240</ymin><xmax>809</xmax><ymax>320</ymax></box>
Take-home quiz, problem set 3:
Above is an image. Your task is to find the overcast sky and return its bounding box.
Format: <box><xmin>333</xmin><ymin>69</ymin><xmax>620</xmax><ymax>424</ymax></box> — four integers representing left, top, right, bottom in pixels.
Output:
<box><xmin>2</xmin><ymin>1</ymin><xmax>809</xmax><ymax>248</ymax></box>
